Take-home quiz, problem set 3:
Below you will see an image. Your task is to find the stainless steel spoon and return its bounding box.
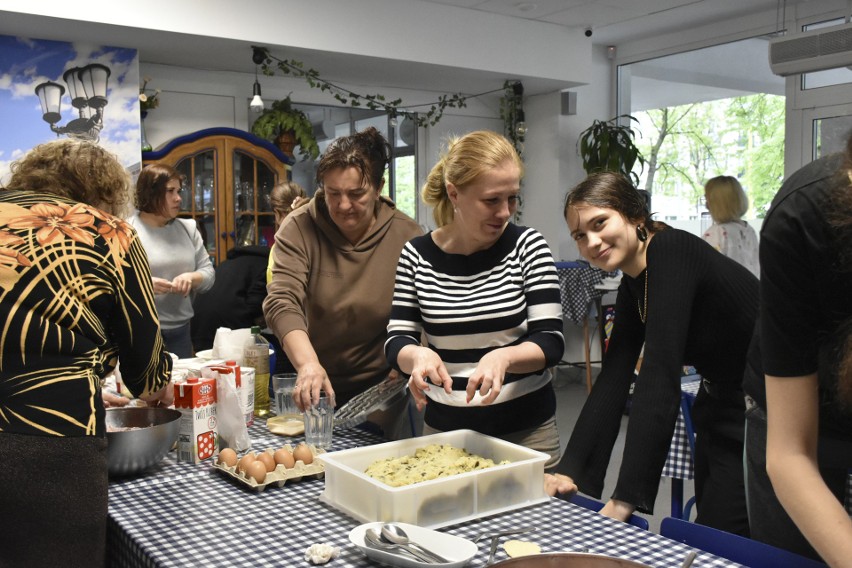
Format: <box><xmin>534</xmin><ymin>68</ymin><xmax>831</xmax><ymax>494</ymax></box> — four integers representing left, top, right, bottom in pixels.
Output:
<box><xmin>380</xmin><ymin>523</ymin><xmax>450</xmax><ymax>564</ymax></box>
<box><xmin>365</xmin><ymin>528</ymin><xmax>435</xmax><ymax>563</ymax></box>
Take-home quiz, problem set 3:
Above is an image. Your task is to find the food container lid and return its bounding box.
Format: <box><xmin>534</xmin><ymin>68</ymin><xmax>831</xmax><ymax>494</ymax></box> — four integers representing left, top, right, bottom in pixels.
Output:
<box><xmin>334</xmin><ymin>377</ymin><xmax>407</xmax><ymax>429</ymax></box>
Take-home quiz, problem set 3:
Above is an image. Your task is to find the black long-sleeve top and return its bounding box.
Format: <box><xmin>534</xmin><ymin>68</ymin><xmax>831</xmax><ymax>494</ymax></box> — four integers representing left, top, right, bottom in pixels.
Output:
<box><xmin>556</xmin><ymin>228</ymin><xmax>758</xmax><ymax>513</ymax></box>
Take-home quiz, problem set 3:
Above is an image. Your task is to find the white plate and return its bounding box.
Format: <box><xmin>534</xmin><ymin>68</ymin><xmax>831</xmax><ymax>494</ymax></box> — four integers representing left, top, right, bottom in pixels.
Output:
<box><xmin>194</xmin><ymin>348</ymin><xmax>273</xmax><ymax>360</ymax></box>
<box><xmin>195</xmin><ymin>349</ymin><xmax>215</xmax><ymax>359</ymax></box>
<box><xmin>349</xmin><ymin>522</ymin><xmax>477</xmax><ymax>568</ymax></box>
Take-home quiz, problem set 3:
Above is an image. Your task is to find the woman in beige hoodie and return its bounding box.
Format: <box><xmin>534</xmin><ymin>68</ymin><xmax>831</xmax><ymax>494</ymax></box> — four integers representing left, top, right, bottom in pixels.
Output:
<box><xmin>263</xmin><ymin>127</ymin><xmax>421</xmax><ymax>439</ymax></box>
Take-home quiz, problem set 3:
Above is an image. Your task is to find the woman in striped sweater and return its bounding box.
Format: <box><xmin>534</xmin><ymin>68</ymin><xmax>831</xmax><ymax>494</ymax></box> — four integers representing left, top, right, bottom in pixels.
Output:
<box><xmin>384</xmin><ymin>130</ymin><xmax>565</xmax><ymax>468</ymax></box>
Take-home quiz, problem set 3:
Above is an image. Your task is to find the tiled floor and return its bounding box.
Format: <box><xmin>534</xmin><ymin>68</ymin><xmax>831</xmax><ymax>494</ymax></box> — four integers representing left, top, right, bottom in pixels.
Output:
<box><xmin>552</xmin><ymin>365</ymin><xmax>695</xmax><ymax>533</ymax></box>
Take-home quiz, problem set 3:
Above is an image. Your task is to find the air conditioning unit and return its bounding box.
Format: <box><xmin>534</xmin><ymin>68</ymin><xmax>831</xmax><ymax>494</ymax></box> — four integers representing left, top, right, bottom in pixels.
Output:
<box><xmin>769</xmin><ymin>22</ymin><xmax>852</xmax><ymax>76</ymax></box>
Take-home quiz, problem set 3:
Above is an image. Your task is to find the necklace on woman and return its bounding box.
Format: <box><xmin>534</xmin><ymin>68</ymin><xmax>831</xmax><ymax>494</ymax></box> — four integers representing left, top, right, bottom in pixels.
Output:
<box><xmin>637</xmin><ymin>270</ymin><xmax>648</xmax><ymax>323</ymax></box>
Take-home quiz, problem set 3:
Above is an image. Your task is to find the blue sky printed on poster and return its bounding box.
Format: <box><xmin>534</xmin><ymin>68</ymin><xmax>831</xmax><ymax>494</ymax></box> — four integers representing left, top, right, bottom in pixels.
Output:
<box><xmin>0</xmin><ymin>35</ymin><xmax>141</xmax><ymax>183</ymax></box>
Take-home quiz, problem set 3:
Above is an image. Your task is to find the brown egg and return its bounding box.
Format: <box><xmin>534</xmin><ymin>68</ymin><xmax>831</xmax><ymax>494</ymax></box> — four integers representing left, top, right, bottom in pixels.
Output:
<box><xmin>274</xmin><ymin>447</ymin><xmax>295</xmax><ymax>469</ymax></box>
<box><xmin>246</xmin><ymin>460</ymin><xmax>267</xmax><ymax>484</ymax></box>
<box><xmin>237</xmin><ymin>453</ymin><xmax>256</xmax><ymax>474</ymax></box>
<box><xmin>293</xmin><ymin>443</ymin><xmax>313</xmax><ymax>465</ymax></box>
<box><xmin>217</xmin><ymin>448</ymin><xmax>238</xmax><ymax>468</ymax></box>
<box><xmin>257</xmin><ymin>451</ymin><xmax>276</xmax><ymax>473</ymax></box>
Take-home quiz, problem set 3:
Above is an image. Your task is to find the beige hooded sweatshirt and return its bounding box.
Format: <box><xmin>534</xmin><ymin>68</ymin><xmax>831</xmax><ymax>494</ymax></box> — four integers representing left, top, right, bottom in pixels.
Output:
<box><xmin>263</xmin><ymin>193</ymin><xmax>422</xmax><ymax>404</ymax></box>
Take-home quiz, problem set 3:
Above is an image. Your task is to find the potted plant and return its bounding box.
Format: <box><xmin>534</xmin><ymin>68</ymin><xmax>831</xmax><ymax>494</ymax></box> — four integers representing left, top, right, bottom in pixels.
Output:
<box><xmin>250</xmin><ymin>96</ymin><xmax>320</xmax><ymax>161</ymax></box>
<box><xmin>577</xmin><ymin>115</ymin><xmax>645</xmax><ymax>185</ymax></box>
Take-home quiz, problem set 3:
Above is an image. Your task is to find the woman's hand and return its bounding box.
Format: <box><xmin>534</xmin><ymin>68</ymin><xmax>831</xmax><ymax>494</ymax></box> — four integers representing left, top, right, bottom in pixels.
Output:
<box><xmin>466</xmin><ymin>348</ymin><xmax>511</xmax><ymax>404</ymax></box>
<box><xmin>293</xmin><ymin>360</ymin><xmax>335</xmax><ymax>411</ymax></box>
<box><xmin>599</xmin><ymin>499</ymin><xmax>636</xmax><ymax>522</ymax></box>
<box><xmin>142</xmin><ymin>383</ymin><xmax>174</xmax><ymax>408</ymax></box>
<box><xmin>102</xmin><ymin>390</ymin><xmax>130</xmax><ymax>408</ymax></box>
<box><xmin>544</xmin><ymin>473</ymin><xmax>577</xmax><ymax>497</ymax></box>
<box><xmin>405</xmin><ymin>346</ymin><xmax>452</xmax><ymax>411</ymax></box>
<box><xmin>170</xmin><ymin>272</ymin><xmax>196</xmax><ymax>297</ymax></box>
<box><xmin>151</xmin><ymin>276</ymin><xmax>174</xmax><ymax>295</ymax></box>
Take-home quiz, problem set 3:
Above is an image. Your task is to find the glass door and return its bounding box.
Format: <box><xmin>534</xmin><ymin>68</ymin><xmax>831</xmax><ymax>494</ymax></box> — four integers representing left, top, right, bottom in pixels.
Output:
<box><xmin>175</xmin><ymin>150</ymin><xmax>217</xmax><ymax>264</ymax></box>
<box><xmin>233</xmin><ymin>150</ymin><xmax>277</xmax><ymax>248</ymax></box>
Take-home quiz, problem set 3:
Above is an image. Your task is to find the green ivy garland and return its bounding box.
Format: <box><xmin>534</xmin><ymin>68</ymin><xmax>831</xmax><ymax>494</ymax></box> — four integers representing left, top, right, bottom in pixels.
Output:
<box><xmin>252</xmin><ymin>46</ymin><xmax>518</xmax><ymax>130</ymax></box>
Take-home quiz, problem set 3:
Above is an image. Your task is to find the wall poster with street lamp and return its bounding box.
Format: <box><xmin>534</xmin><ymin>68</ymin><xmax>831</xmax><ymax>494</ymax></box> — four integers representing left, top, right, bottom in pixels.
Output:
<box><xmin>0</xmin><ymin>34</ymin><xmax>141</xmax><ymax>183</ymax></box>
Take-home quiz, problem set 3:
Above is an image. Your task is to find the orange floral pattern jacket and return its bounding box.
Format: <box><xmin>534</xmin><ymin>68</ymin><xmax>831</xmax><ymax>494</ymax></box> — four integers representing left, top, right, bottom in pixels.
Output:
<box><xmin>0</xmin><ymin>190</ymin><xmax>171</xmax><ymax>437</ymax></box>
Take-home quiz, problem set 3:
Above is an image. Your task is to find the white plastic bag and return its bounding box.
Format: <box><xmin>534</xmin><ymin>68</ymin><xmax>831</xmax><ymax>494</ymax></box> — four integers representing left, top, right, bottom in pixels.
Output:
<box><xmin>211</xmin><ymin>327</ymin><xmax>252</xmax><ymax>364</ymax></box>
<box><xmin>201</xmin><ymin>366</ymin><xmax>251</xmax><ymax>451</ymax></box>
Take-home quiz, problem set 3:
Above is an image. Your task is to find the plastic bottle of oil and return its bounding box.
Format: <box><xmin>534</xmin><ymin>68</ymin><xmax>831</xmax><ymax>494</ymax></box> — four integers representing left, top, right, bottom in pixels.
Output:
<box><xmin>244</xmin><ymin>326</ymin><xmax>271</xmax><ymax>417</ymax></box>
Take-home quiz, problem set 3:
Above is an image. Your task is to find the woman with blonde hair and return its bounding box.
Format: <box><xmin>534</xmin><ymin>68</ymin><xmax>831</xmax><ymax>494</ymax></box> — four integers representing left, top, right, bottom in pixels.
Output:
<box><xmin>266</xmin><ymin>180</ymin><xmax>308</xmax><ymax>283</ymax></box>
<box><xmin>702</xmin><ymin>175</ymin><xmax>759</xmax><ymax>278</ymax></box>
<box><xmin>385</xmin><ymin>130</ymin><xmax>565</xmax><ymax>467</ymax></box>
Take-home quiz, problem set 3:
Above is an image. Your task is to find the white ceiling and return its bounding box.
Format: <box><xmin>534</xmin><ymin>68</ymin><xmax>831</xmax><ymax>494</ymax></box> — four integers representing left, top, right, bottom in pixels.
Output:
<box><xmin>416</xmin><ymin>0</ymin><xmax>794</xmax><ymax>45</ymax></box>
<box><xmin>0</xmin><ymin>0</ymin><xmax>817</xmax><ymax>97</ymax></box>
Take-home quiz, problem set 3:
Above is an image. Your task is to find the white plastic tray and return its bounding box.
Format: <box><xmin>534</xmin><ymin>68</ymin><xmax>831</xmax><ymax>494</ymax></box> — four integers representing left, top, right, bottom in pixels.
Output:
<box><xmin>318</xmin><ymin>429</ymin><xmax>549</xmax><ymax>529</ymax></box>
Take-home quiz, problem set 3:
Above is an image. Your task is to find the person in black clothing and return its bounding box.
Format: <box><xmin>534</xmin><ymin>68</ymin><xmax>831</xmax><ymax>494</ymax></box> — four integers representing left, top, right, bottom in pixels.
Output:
<box><xmin>742</xmin><ymin>142</ymin><xmax>852</xmax><ymax>564</ymax></box>
<box><xmin>191</xmin><ymin>245</ymin><xmax>270</xmax><ymax>352</ymax></box>
<box><xmin>546</xmin><ymin>172</ymin><xmax>758</xmax><ymax>536</ymax></box>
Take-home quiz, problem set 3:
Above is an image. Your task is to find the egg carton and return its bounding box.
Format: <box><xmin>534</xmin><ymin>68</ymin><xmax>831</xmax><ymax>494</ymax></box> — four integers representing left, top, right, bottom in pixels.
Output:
<box><xmin>334</xmin><ymin>377</ymin><xmax>408</xmax><ymax>429</ymax></box>
<box><xmin>212</xmin><ymin>444</ymin><xmax>326</xmax><ymax>492</ymax></box>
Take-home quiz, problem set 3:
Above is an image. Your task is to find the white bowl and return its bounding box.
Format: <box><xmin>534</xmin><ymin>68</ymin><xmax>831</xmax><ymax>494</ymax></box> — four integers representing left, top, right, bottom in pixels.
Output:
<box><xmin>349</xmin><ymin>522</ymin><xmax>477</xmax><ymax>568</ymax></box>
<box><xmin>194</xmin><ymin>348</ymin><xmax>274</xmax><ymax>361</ymax></box>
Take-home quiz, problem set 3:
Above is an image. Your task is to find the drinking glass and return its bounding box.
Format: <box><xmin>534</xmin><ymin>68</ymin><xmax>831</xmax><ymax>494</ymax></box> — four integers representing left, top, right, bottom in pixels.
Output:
<box><xmin>304</xmin><ymin>393</ymin><xmax>334</xmax><ymax>450</ymax></box>
<box><xmin>272</xmin><ymin>373</ymin><xmax>298</xmax><ymax>418</ymax></box>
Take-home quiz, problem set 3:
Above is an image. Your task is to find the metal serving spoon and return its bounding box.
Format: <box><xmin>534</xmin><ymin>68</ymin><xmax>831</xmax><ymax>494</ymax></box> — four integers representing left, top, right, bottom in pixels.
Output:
<box><xmin>380</xmin><ymin>523</ymin><xmax>451</xmax><ymax>564</ymax></box>
<box><xmin>364</xmin><ymin>528</ymin><xmax>436</xmax><ymax>563</ymax></box>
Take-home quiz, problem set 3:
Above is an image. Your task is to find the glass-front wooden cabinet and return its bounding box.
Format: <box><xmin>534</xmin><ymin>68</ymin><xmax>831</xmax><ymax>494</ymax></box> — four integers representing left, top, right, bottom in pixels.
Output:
<box><xmin>142</xmin><ymin>127</ymin><xmax>293</xmax><ymax>264</ymax></box>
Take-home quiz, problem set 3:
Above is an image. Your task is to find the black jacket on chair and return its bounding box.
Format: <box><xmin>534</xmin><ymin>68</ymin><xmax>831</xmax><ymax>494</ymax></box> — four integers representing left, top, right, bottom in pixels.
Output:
<box><xmin>191</xmin><ymin>245</ymin><xmax>269</xmax><ymax>352</ymax></box>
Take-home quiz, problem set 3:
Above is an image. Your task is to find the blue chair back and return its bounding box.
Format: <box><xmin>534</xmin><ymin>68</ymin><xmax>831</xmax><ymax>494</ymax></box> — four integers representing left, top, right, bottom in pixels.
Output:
<box><xmin>660</xmin><ymin>516</ymin><xmax>826</xmax><ymax>567</ymax></box>
<box><xmin>567</xmin><ymin>493</ymin><xmax>650</xmax><ymax>531</ymax></box>
<box><xmin>554</xmin><ymin>260</ymin><xmax>586</xmax><ymax>269</ymax></box>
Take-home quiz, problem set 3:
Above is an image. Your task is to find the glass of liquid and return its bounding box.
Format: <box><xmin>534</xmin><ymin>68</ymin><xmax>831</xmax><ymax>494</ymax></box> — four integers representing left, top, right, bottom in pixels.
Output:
<box><xmin>304</xmin><ymin>393</ymin><xmax>334</xmax><ymax>450</ymax></box>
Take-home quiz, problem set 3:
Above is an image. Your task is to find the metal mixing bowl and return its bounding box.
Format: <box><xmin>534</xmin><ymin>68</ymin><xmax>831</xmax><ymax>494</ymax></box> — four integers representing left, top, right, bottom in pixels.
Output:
<box><xmin>105</xmin><ymin>407</ymin><xmax>181</xmax><ymax>476</ymax></box>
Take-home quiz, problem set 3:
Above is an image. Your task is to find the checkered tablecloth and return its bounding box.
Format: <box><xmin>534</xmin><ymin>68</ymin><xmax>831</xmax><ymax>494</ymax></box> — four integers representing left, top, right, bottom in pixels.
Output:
<box><xmin>108</xmin><ymin>419</ymin><xmax>740</xmax><ymax>567</ymax></box>
<box><xmin>556</xmin><ymin>265</ymin><xmax>618</xmax><ymax>324</ymax></box>
<box><xmin>662</xmin><ymin>380</ymin><xmax>700</xmax><ymax>480</ymax></box>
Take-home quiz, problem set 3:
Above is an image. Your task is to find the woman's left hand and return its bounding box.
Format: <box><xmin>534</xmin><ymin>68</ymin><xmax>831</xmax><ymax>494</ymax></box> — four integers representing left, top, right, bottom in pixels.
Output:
<box><xmin>170</xmin><ymin>273</ymin><xmax>195</xmax><ymax>297</ymax></box>
<box><xmin>102</xmin><ymin>390</ymin><xmax>130</xmax><ymax>408</ymax></box>
<box><xmin>466</xmin><ymin>349</ymin><xmax>510</xmax><ymax>404</ymax></box>
<box><xmin>544</xmin><ymin>473</ymin><xmax>577</xmax><ymax>497</ymax></box>
<box><xmin>599</xmin><ymin>499</ymin><xmax>636</xmax><ymax>522</ymax></box>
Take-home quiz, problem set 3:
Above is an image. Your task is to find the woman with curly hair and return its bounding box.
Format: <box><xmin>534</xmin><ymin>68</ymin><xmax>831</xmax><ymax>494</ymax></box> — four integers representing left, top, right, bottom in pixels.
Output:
<box><xmin>743</xmin><ymin>136</ymin><xmax>852</xmax><ymax>565</ymax></box>
<box><xmin>0</xmin><ymin>139</ymin><xmax>172</xmax><ymax>567</ymax></box>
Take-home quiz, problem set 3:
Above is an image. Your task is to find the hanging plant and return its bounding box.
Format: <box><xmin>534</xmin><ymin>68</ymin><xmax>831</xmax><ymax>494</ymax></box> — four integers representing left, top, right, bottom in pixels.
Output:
<box><xmin>250</xmin><ymin>96</ymin><xmax>319</xmax><ymax>160</ymax></box>
<box><xmin>578</xmin><ymin>115</ymin><xmax>645</xmax><ymax>185</ymax></box>
<box><xmin>499</xmin><ymin>81</ymin><xmax>526</xmax><ymax>158</ymax></box>
<box><xmin>252</xmin><ymin>46</ymin><xmax>473</xmax><ymax>128</ymax></box>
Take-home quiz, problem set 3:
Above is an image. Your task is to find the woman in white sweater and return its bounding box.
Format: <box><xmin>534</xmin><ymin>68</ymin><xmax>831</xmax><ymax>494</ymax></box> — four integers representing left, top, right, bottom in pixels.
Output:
<box><xmin>129</xmin><ymin>164</ymin><xmax>214</xmax><ymax>357</ymax></box>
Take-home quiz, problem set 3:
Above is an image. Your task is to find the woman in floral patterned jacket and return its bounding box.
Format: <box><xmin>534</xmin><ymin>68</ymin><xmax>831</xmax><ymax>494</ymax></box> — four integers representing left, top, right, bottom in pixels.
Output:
<box><xmin>0</xmin><ymin>140</ymin><xmax>173</xmax><ymax>567</ymax></box>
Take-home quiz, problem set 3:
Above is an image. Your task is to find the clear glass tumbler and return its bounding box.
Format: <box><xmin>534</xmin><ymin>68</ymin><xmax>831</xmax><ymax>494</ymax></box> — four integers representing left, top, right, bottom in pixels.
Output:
<box><xmin>304</xmin><ymin>393</ymin><xmax>334</xmax><ymax>450</ymax></box>
<box><xmin>272</xmin><ymin>373</ymin><xmax>298</xmax><ymax>418</ymax></box>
